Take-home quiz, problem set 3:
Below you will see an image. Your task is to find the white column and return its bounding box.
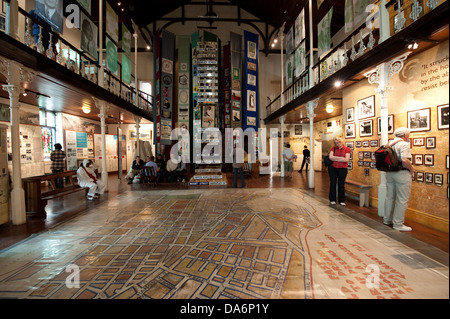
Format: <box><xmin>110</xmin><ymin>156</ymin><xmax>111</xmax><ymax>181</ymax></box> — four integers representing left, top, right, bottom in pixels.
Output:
<box><xmin>279</xmin><ymin>115</ymin><xmax>285</xmax><ymax>177</ymax></box>
<box><xmin>98</xmin><ymin>0</ymin><xmax>104</xmax><ymax>88</ymax></box>
<box><xmin>134</xmin><ymin>115</ymin><xmax>141</xmax><ymax>157</ymax></box>
<box><xmin>5</xmin><ymin>0</ymin><xmax>19</xmax><ymax>41</ymax></box>
<box><xmin>92</xmin><ymin>97</ymin><xmax>110</xmax><ymax>191</ymax></box>
<box><xmin>307</xmin><ymin>99</ymin><xmax>318</xmax><ymax>189</ymax></box>
<box><xmin>279</xmin><ymin>24</ymin><xmax>285</xmax><ymax>107</ymax></box>
<box><xmin>1</xmin><ymin>59</ymin><xmax>36</xmax><ymax>225</ymax></box>
<box><xmin>364</xmin><ymin>52</ymin><xmax>410</xmax><ymax>217</ymax></box>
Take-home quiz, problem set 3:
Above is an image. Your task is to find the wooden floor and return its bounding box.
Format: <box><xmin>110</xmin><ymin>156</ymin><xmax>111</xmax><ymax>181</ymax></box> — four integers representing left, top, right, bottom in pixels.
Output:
<box><xmin>0</xmin><ymin>170</ymin><xmax>448</xmax><ymax>253</ymax></box>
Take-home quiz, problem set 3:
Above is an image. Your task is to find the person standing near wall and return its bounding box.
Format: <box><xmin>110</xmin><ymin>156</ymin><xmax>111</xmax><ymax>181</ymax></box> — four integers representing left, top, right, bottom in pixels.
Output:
<box><xmin>50</xmin><ymin>143</ymin><xmax>66</xmax><ymax>189</ymax></box>
<box><xmin>298</xmin><ymin>145</ymin><xmax>310</xmax><ymax>173</ymax></box>
<box><xmin>384</xmin><ymin>127</ymin><xmax>414</xmax><ymax>231</ymax></box>
<box><xmin>282</xmin><ymin>144</ymin><xmax>295</xmax><ymax>178</ymax></box>
<box><xmin>328</xmin><ymin>137</ymin><xmax>351</xmax><ymax>205</ymax></box>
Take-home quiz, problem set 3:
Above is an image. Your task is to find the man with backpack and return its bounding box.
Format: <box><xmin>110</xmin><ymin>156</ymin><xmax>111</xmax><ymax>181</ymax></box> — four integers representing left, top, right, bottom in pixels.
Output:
<box><xmin>383</xmin><ymin>127</ymin><xmax>414</xmax><ymax>231</ymax></box>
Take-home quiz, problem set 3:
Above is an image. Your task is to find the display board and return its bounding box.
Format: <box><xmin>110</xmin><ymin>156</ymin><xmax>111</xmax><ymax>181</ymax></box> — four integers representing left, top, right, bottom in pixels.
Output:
<box><xmin>65</xmin><ymin>130</ymin><xmax>94</xmax><ymax>171</ymax></box>
<box><xmin>0</xmin><ymin>124</ymin><xmax>8</xmax><ymax>225</ymax></box>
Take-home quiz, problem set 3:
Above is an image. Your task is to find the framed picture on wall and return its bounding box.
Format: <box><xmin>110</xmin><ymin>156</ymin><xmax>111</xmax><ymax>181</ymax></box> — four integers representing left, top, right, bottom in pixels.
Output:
<box><xmin>413</xmin><ymin>137</ymin><xmax>425</xmax><ymax>147</ymax></box>
<box><xmin>345</xmin><ymin>141</ymin><xmax>354</xmax><ymax>149</ymax></box>
<box><xmin>425</xmin><ymin>173</ymin><xmax>434</xmax><ymax>183</ymax></box>
<box><xmin>426</xmin><ymin>137</ymin><xmax>436</xmax><ymax>149</ymax></box>
<box><xmin>360</xmin><ymin>119</ymin><xmax>373</xmax><ymax>137</ymax></box>
<box><xmin>377</xmin><ymin>115</ymin><xmax>394</xmax><ymax>135</ymax></box>
<box><xmin>348</xmin><ymin>161</ymin><xmax>353</xmax><ymax>170</ymax></box>
<box><xmin>417</xmin><ymin>172</ymin><xmax>424</xmax><ymax>182</ymax></box>
<box><xmin>355</xmin><ymin>141</ymin><xmax>362</xmax><ymax>148</ymax></box>
<box><xmin>407</xmin><ymin>108</ymin><xmax>431</xmax><ymax>132</ymax></box>
<box><xmin>424</xmin><ymin>154</ymin><xmax>434</xmax><ymax>166</ymax></box>
<box><xmin>358</xmin><ymin>95</ymin><xmax>375</xmax><ymax>120</ymax></box>
<box><xmin>437</xmin><ymin>104</ymin><xmax>449</xmax><ymax>130</ymax></box>
<box><xmin>345</xmin><ymin>123</ymin><xmax>356</xmax><ymax>139</ymax></box>
<box><xmin>435</xmin><ymin>174</ymin><xmax>443</xmax><ymax>186</ymax></box>
<box><xmin>363</xmin><ymin>140</ymin><xmax>370</xmax><ymax>147</ymax></box>
<box><xmin>414</xmin><ymin>154</ymin><xmax>423</xmax><ymax>165</ymax></box>
<box><xmin>346</xmin><ymin>107</ymin><xmax>354</xmax><ymax>122</ymax></box>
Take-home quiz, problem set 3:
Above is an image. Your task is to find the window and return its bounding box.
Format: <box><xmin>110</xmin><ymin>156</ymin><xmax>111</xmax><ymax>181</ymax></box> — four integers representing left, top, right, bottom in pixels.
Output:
<box><xmin>40</xmin><ymin>110</ymin><xmax>56</xmax><ymax>161</ymax></box>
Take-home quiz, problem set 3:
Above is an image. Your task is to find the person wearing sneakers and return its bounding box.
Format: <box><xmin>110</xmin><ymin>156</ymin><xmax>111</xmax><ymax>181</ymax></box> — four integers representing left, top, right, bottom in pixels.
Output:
<box><xmin>384</xmin><ymin>127</ymin><xmax>414</xmax><ymax>231</ymax></box>
<box><xmin>328</xmin><ymin>137</ymin><xmax>351</xmax><ymax>206</ymax></box>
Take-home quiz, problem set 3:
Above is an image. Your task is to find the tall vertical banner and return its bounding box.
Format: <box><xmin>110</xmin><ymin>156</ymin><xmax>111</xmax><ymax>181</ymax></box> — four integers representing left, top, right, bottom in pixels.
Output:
<box><xmin>177</xmin><ymin>36</ymin><xmax>191</xmax><ymax>132</ymax></box>
<box><xmin>243</xmin><ymin>31</ymin><xmax>259</xmax><ymax>131</ymax></box>
<box><xmin>230</xmin><ymin>32</ymin><xmax>242</xmax><ymax>129</ymax></box>
<box><xmin>160</xmin><ymin>30</ymin><xmax>175</xmax><ymax>146</ymax></box>
<box><xmin>153</xmin><ymin>31</ymin><xmax>161</xmax><ymax>152</ymax></box>
<box><xmin>223</xmin><ymin>44</ymin><xmax>231</xmax><ymax>129</ymax></box>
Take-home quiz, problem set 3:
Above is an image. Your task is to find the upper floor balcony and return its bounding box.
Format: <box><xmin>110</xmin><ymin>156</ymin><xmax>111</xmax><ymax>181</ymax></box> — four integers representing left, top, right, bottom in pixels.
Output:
<box><xmin>0</xmin><ymin>0</ymin><xmax>153</xmax><ymax>124</ymax></box>
<box><xmin>264</xmin><ymin>0</ymin><xmax>449</xmax><ymax>125</ymax></box>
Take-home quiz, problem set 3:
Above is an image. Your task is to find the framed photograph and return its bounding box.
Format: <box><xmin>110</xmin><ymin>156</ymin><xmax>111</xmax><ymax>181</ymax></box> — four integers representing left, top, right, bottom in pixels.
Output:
<box><xmin>355</xmin><ymin>141</ymin><xmax>362</xmax><ymax>148</ymax></box>
<box><xmin>437</xmin><ymin>104</ymin><xmax>449</xmax><ymax>130</ymax></box>
<box><xmin>345</xmin><ymin>123</ymin><xmax>356</xmax><ymax>139</ymax></box>
<box><xmin>364</xmin><ymin>152</ymin><xmax>371</xmax><ymax>158</ymax></box>
<box><xmin>424</xmin><ymin>154</ymin><xmax>434</xmax><ymax>166</ymax></box>
<box><xmin>294</xmin><ymin>125</ymin><xmax>303</xmax><ymax>135</ymax></box>
<box><xmin>377</xmin><ymin>115</ymin><xmax>394</xmax><ymax>135</ymax></box>
<box><xmin>417</xmin><ymin>172</ymin><xmax>424</xmax><ymax>182</ymax></box>
<box><xmin>425</xmin><ymin>173</ymin><xmax>434</xmax><ymax>183</ymax></box>
<box><xmin>435</xmin><ymin>174</ymin><xmax>443</xmax><ymax>186</ymax></box>
<box><xmin>350</xmin><ymin>152</ymin><xmax>353</xmax><ymax>160</ymax></box>
<box><xmin>363</xmin><ymin>140</ymin><xmax>370</xmax><ymax>147</ymax></box>
<box><xmin>348</xmin><ymin>161</ymin><xmax>353</xmax><ymax>170</ymax></box>
<box><xmin>426</xmin><ymin>137</ymin><xmax>436</xmax><ymax>149</ymax></box>
<box><xmin>407</xmin><ymin>108</ymin><xmax>431</xmax><ymax>132</ymax></box>
<box><xmin>413</xmin><ymin>137</ymin><xmax>425</xmax><ymax>147</ymax></box>
<box><xmin>358</xmin><ymin>160</ymin><xmax>364</xmax><ymax>166</ymax></box>
<box><xmin>414</xmin><ymin>154</ymin><xmax>423</xmax><ymax>165</ymax></box>
<box><xmin>359</xmin><ymin>152</ymin><xmax>364</xmax><ymax>160</ymax></box>
<box><xmin>358</xmin><ymin>95</ymin><xmax>375</xmax><ymax>119</ymax></box>
<box><xmin>370</xmin><ymin>162</ymin><xmax>377</xmax><ymax>169</ymax></box>
<box><xmin>370</xmin><ymin>140</ymin><xmax>379</xmax><ymax>147</ymax></box>
<box><xmin>364</xmin><ymin>161</ymin><xmax>370</xmax><ymax>167</ymax></box>
<box><xmin>345</xmin><ymin>141</ymin><xmax>354</xmax><ymax>150</ymax></box>
<box><xmin>346</xmin><ymin>107</ymin><xmax>354</xmax><ymax>123</ymax></box>
<box><xmin>360</xmin><ymin>119</ymin><xmax>373</xmax><ymax>137</ymax></box>
<box><xmin>364</xmin><ymin>168</ymin><xmax>370</xmax><ymax>176</ymax></box>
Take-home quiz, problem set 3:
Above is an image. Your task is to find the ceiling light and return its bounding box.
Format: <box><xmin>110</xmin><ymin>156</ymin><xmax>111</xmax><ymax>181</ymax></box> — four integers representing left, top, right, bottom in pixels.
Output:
<box><xmin>273</xmin><ymin>38</ymin><xmax>278</xmax><ymax>44</ymax></box>
<box><xmin>326</xmin><ymin>105</ymin><xmax>334</xmax><ymax>113</ymax></box>
<box><xmin>408</xmin><ymin>42</ymin><xmax>418</xmax><ymax>50</ymax></box>
<box><xmin>146</xmin><ymin>45</ymin><xmax>151</xmax><ymax>50</ymax></box>
<box><xmin>271</xmin><ymin>43</ymin><xmax>275</xmax><ymax>48</ymax></box>
<box><xmin>82</xmin><ymin>105</ymin><xmax>91</xmax><ymax>114</ymax></box>
<box><xmin>334</xmin><ymin>80</ymin><xmax>343</xmax><ymax>87</ymax></box>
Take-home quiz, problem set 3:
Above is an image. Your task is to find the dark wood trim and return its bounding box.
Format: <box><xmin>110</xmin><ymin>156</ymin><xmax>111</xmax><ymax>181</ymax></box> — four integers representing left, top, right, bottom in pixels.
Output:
<box><xmin>264</xmin><ymin>2</ymin><xmax>449</xmax><ymax>124</ymax></box>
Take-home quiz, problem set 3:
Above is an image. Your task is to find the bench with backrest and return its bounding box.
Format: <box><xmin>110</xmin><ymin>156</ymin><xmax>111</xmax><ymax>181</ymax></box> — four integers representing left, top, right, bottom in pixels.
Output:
<box><xmin>344</xmin><ymin>179</ymin><xmax>373</xmax><ymax>207</ymax></box>
<box><xmin>141</xmin><ymin>166</ymin><xmax>158</xmax><ymax>187</ymax></box>
<box><xmin>22</xmin><ymin>170</ymin><xmax>87</xmax><ymax>218</ymax></box>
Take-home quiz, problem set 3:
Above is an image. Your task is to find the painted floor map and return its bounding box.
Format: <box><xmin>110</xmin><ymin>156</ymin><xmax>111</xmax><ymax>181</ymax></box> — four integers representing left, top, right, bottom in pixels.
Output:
<box><xmin>0</xmin><ymin>188</ymin><xmax>447</xmax><ymax>299</ymax></box>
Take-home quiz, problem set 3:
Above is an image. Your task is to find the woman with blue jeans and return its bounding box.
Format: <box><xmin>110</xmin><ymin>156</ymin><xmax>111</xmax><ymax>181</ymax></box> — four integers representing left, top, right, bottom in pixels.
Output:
<box><xmin>328</xmin><ymin>137</ymin><xmax>351</xmax><ymax>206</ymax></box>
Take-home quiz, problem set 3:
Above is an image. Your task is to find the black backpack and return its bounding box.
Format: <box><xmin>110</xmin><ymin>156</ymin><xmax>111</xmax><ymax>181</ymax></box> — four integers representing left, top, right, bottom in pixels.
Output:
<box><xmin>374</xmin><ymin>140</ymin><xmax>402</xmax><ymax>172</ymax></box>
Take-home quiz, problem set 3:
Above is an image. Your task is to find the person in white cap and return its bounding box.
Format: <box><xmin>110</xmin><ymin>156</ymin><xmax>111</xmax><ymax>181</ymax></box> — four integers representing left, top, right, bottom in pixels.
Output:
<box><xmin>384</xmin><ymin>127</ymin><xmax>414</xmax><ymax>231</ymax></box>
<box><xmin>77</xmin><ymin>159</ymin><xmax>106</xmax><ymax>200</ymax></box>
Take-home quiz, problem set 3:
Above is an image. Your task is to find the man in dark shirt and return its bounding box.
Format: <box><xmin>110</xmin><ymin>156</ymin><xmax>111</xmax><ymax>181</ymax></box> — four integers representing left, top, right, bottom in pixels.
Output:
<box><xmin>298</xmin><ymin>145</ymin><xmax>310</xmax><ymax>173</ymax></box>
<box><xmin>127</xmin><ymin>156</ymin><xmax>145</xmax><ymax>184</ymax></box>
<box><xmin>50</xmin><ymin>143</ymin><xmax>66</xmax><ymax>188</ymax></box>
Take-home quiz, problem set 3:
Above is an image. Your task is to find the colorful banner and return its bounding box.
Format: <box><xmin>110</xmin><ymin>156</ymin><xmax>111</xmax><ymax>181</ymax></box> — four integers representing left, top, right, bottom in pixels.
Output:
<box><xmin>177</xmin><ymin>36</ymin><xmax>190</xmax><ymax>132</ymax></box>
<box><xmin>122</xmin><ymin>54</ymin><xmax>131</xmax><ymax>84</ymax></box>
<box><xmin>243</xmin><ymin>30</ymin><xmax>259</xmax><ymax>131</ymax></box>
<box><xmin>153</xmin><ymin>30</ymin><xmax>161</xmax><ymax>150</ymax></box>
<box><xmin>230</xmin><ymin>32</ymin><xmax>242</xmax><ymax>129</ymax></box>
<box><xmin>223</xmin><ymin>44</ymin><xmax>231</xmax><ymax>129</ymax></box>
<box><xmin>318</xmin><ymin>7</ymin><xmax>333</xmax><ymax>58</ymax></box>
<box><xmin>160</xmin><ymin>30</ymin><xmax>175</xmax><ymax>145</ymax></box>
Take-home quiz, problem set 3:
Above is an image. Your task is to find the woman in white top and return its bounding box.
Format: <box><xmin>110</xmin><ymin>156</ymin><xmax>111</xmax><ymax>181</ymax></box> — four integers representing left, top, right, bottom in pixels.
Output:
<box><xmin>77</xmin><ymin>159</ymin><xmax>106</xmax><ymax>200</ymax></box>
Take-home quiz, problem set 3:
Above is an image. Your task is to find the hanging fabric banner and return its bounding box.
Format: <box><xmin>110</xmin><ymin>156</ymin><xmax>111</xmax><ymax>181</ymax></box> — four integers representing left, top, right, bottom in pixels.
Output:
<box><xmin>318</xmin><ymin>7</ymin><xmax>334</xmax><ymax>58</ymax></box>
<box><xmin>243</xmin><ymin>30</ymin><xmax>259</xmax><ymax>131</ymax></box>
<box><xmin>230</xmin><ymin>32</ymin><xmax>242</xmax><ymax>130</ymax></box>
<box><xmin>153</xmin><ymin>30</ymin><xmax>161</xmax><ymax>151</ymax></box>
<box><xmin>223</xmin><ymin>44</ymin><xmax>231</xmax><ymax>129</ymax></box>
<box><xmin>160</xmin><ymin>30</ymin><xmax>175</xmax><ymax>145</ymax></box>
<box><xmin>177</xmin><ymin>36</ymin><xmax>191</xmax><ymax>133</ymax></box>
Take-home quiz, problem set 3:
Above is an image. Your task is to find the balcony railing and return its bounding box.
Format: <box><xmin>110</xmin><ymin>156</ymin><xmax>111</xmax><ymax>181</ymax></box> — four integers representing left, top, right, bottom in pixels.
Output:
<box><xmin>265</xmin><ymin>0</ymin><xmax>447</xmax><ymax>118</ymax></box>
<box><xmin>1</xmin><ymin>3</ymin><xmax>153</xmax><ymax>116</ymax></box>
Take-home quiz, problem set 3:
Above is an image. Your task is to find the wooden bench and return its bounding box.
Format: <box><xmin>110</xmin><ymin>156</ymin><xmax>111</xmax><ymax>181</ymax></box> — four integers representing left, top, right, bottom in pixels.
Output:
<box><xmin>242</xmin><ymin>162</ymin><xmax>252</xmax><ymax>177</ymax></box>
<box><xmin>23</xmin><ymin>170</ymin><xmax>87</xmax><ymax>218</ymax></box>
<box><xmin>344</xmin><ymin>179</ymin><xmax>373</xmax><ymax>207</ymax></box>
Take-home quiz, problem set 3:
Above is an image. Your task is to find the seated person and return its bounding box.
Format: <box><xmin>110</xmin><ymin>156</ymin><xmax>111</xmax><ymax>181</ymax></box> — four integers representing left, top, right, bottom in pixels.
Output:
<box><xmin>145</xmin><ymin>156</ymin><xmax>160</xmax><ymax>173</ymax></box>
<box><xmin>145</xmin><ymin>155</ymin><xmax>151</xmax><ymax>164</ymax></box>
<box><xmin>155</xmin><ymin>154</ymin><xmax>167</xmax><ymax>182</ymax></box>
<box><xmin>166</xmin><ymin>153</ymin><xmax>179</xmax><ymax>183</ymax></box>
<box><xmin>175</xmin><ymin>160</ymin><xmax>187</xmax><ymax>182</ymax></box>
<box><xmin>126</xmin><ymin>156</ymin><xmax>145</xmax><ymax>184</ymax></box>
<box><xmin>77</xmin><ymin>159</ymin><xmax>106</xmax><ymax>200</ymax></box>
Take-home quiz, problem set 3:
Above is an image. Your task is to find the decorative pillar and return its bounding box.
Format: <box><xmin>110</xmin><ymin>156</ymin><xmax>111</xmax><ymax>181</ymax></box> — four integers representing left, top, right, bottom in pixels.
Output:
<box><xmin>92</xmin><ymin>97</ymin><xmax>110</xmax><ymax>191</ymax></box>
<box><xmin>279</xmin><ymin>23</ymin><xmax>285</xmax><ymax>107</ymax></box>
<box><xmin>134</xmin><ymin>115</ymin><xmax>141</xmax><ymax>157</ymax></box>
<box><xmin>0</xmin><ymin>59</ymin><xmax>36</xmax><ymax>225</ymax></box>
<box><xmin>279</xmin><ymin>115</ymin><xmax>286</xmax><ymax>177</ymax></box>
<box><xmin>364</xmin><ymin>52</ymin><xmax>410</xmax><ymax>217</ymax></box>
<box><xmin>307</xmin><ymin>99</ymin><xmax>318</xmax><ymax>189</ymax></box>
